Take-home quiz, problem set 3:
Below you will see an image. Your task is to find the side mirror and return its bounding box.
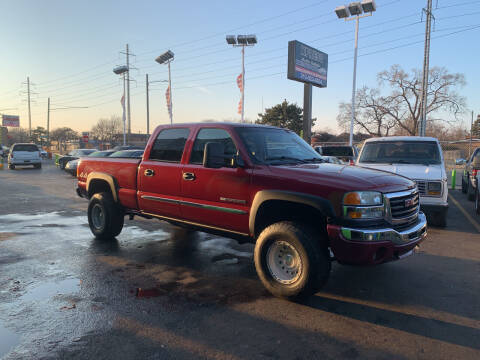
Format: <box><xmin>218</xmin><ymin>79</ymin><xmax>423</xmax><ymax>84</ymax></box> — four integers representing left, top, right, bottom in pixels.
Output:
<box><xmin>203</xmin><ymin>142</ymin><xmax>225</xmax><ymax>169</ymax></box>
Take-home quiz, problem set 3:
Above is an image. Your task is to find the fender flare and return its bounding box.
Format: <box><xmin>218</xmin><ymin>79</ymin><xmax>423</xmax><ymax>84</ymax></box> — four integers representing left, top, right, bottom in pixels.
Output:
<box><xmin>249</xmin><ymin>190</ymin><xmax>336</xmax><ymax>236</ymax></box>
<box><xmin>86</xmin><ymin>172</ymin><xmax>119</xmax><ymax>202</ymax></box>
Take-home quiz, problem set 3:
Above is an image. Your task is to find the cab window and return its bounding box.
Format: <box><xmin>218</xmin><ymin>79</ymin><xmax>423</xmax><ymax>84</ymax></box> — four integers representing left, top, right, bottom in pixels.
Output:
<box><xmin>149</xmin><ymin>128</ymin><xmax>190</xmax><ymax>162</ymax></box>
<box><xmin>190</xmin><ymin>128</ymin><xmax>237</xmax><ymax>166</ymax></box>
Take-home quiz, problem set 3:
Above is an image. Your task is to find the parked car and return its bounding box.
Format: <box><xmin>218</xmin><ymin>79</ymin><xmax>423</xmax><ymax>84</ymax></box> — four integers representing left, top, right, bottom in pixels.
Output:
<box><xmin>455</xmin><ymin>158</ymin><xmax>467</xmax><ymax>165</ymax></box>
<box><xmin>65</xmin><ymin>150</ymin><xmax>115</xmax><ymax>176</ymax></box>
<box><xmin>314</xmin><ymin>145</ymin><xmax>358</xmax><ymax>163</ymax></box>
<box><xmin>461</xmin><ymin>148</ymin><xmax>480</xmax><ymax>201</ymax></box>
<box><xmin>57</xmin><ymin>149</ymin><xmax>98</xmax><ymax>169</ymax></box>
<box><xmin>110</xmin><ymin>149</ymin><xmax>144</xmax><ymax>158</ymax></box>
<box><xmin>76</xmin><ymin>123</ymin><xmax>426</xmax><ymax>300</ymax></box>
<box><xmin>8</xmin><ymin>143</ymin><xmax>42</xmax><ymax>169</ymax></box>
<box><xmin>111</xmin><ymin>145</ymin><xmax>144</xmax><ymax>151</ymax></box>
<box><xmin>357</xmin><ymin>136</ymin><xmax>448</xmax><ymax>227</ymax></box>
<box><xmin>37</xmin><ymin>145</ymin><xmax>48</xmax><ymax>158</ymax></box>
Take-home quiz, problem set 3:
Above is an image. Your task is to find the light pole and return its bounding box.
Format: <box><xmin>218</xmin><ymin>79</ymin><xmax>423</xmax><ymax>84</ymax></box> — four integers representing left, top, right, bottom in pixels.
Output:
<box><xmin>113</xmin><ymin>65</ymin><xmax>129</xmax><ymax>146</ymax></box>
<box><xmin>155</xmin><ymin>50</ymin><xmax>174</xmax><ymax>124</ymax></box>
<box><xmin>226</xmin><ymin>34</ymin><xmax>257</xmax><ymax>123</ymax></box>
<box><xmin>145</xmin><ymin>74</ymin><xmax>168</xmax><ymax>140</ymax></box>
<box><xmin>335</xmin><ymin>1</ymin><xmax>376</xmax><ymax>146</ymax></box>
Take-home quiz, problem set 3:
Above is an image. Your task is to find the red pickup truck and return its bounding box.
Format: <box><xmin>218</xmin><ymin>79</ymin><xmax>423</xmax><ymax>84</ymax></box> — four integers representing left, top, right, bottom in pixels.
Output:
<box><xmin>76</xmin><ymin>123</ymin><xmax>427</xmax><ymax>299</ymax></box>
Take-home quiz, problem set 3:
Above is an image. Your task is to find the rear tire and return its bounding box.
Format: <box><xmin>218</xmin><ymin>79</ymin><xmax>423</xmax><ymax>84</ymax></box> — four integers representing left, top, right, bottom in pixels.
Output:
<box><xmin>88</xmin><ymin>192</ymin><xmax>124</xmax><ymax>240</ymax></box>
<box><xmin>254</xmin><ymin>221</ymin><xmax>330</xmax><ymax>300</ymax></box>
<box><xmin>8</xmin><ymin>164</ymin><xmax>15</xmax><ymax>170</ymax></box>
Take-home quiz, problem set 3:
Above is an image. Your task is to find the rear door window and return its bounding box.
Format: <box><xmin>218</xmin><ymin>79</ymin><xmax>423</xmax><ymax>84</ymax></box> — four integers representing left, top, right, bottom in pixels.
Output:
<box><xmin>149</xmin><ymin>128</ymin><xmax>190</xmax><ymax>162</ymax></box>
<box><xmin>13</xmin><ymin>144</ymin><xmax>38</xmax><ymax>152</ymax></box>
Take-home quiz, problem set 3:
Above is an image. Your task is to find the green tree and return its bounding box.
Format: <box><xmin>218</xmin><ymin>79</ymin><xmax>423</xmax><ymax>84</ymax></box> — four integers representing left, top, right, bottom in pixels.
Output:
<box><xmin>471</xmin><ymin>116</ymin><xmax>480</xmax><ymax>138</ymax></box>
<box><xmin>256</xmin><ymin>100</ymin><xmax>315</xmax><ymax>135</ymax></box>
<box><xmin>30</xmin><ymin>126</ymin><xmax>47</xmax><ymax>144</ymax></box>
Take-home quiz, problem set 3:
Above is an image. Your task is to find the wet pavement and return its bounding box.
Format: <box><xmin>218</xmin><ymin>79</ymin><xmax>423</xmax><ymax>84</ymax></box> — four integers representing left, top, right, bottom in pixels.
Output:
<box><xmin>0</xmin><ymin>160</ymin><xmax>479</xmax><ymax>359</ymax></box>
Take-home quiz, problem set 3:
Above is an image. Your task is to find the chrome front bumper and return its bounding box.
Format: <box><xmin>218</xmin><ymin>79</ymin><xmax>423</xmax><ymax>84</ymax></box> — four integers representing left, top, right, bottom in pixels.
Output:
<box><xmin>340</xmin><ymin>212</ymin><xmax>427</xmax><ymax>245</ymax></box>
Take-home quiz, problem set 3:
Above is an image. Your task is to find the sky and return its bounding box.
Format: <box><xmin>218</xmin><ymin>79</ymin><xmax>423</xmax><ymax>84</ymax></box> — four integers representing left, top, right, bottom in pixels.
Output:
<box><xmin>0</xmin><ymin>0</ymin><xmax>479</xmax><ymax>135</ymax></box>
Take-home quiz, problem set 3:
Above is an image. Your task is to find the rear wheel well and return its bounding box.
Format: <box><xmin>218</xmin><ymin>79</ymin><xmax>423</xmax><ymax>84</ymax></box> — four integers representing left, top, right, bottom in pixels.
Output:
<box><xmin>254</xmin><ymin>200</ymin><xmax>328</xmax><ymax>241</ymax></box>
<box><xmin>88</xmin><ymin>179</ymin><xmax>114</xmax><ymax>200</ymax></box>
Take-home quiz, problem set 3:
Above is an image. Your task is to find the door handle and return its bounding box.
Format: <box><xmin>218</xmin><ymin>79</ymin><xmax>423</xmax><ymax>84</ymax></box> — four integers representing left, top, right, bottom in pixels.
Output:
<box><xmin>144</xmin><ymin>169</ymin><xmax>155</xmax><ymax>177</ymax></box>
<box><xmin>182</xmin><ymin>172</ymin><xmax>196</xmax><ymax>181</ymax></box>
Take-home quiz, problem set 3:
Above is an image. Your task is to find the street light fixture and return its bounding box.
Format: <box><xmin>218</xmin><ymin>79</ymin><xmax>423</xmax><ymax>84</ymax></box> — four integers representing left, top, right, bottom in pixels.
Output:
<box><xmin>335</xmin><ymin>0</ymin><xmax>376</xmax><ymax>146</ymax></box>
<box><xmin>155</xmin><ymin>50</ymin><xmax>174</xmax><ymax>124</ymax></box>
<box><xmin>113</xmin><ymin>65</ymin><xmax>129</xmax><ymax>145</ymax></box>
<box><xmin>226</xmin><ymin>34</ymin><xmax>257</xmax><ymax>123</ymax></box>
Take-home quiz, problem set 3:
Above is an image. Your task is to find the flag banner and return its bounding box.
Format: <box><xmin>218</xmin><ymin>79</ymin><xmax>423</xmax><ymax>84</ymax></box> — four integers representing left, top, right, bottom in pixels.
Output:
<box><xmin>236</xmin><ymin>73</ymin><xmax>243</xmax><ymax>92</ymax></box>
<box><xmin>166</xmin><ymin>86</ymin><xmax>172</xmax><ymax>116</ymax></box>
<box><xmin>237</xmin><ymin>99</ymin><xmax>242</xmax><ymax>115</ymax></box>
<box><xmin>120</xmin><ymin>95</ymin><xmax>125</xmax><ymax>108</ymax></box>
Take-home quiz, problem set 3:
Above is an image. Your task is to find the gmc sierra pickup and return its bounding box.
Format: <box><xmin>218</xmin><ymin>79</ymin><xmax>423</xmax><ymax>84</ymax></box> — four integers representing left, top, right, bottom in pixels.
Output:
<box><xmin>76</xmin><ymin>123</ymin><xmax>427</xmax><ymax>299</ymax></box>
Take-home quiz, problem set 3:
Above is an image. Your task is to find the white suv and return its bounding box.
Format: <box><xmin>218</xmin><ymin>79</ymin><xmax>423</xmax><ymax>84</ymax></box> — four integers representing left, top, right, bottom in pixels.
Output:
<box><xmin>357</xmin><ymin>136</ymin><xmax>448</xmax><ymax>227</ymax></box>
<box><xmin>8</xmin><ymin>143</ymin><xmax>42</xmax><ymax>170</ymax></box>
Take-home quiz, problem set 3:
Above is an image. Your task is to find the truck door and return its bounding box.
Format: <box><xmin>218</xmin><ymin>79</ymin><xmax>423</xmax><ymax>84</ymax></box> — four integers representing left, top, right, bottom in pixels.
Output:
<box><xmin>138</xmin><ymin>127</ymin><xmax>190</xmax><ymax>218</ymax></box>
<box><xmin>180</xmin><ymin>128</ymin><xmax>250</xmax><ymax>234</ymax></box>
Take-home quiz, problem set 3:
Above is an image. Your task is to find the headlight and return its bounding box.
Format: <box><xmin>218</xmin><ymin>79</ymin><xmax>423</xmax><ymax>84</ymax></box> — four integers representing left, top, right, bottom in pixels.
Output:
<box><xmin>427</xmin><ymin>181</ymin><xmax>442</xmax><ymax>196</ymax></box>
<box><xmin>343</xmin><ymin>191</ymin><xmax>384</xmax><ymax>220</ymax></box>
<box><xmin>343</xmin><ymin>191</ymin><xmax>383</xmax><ymax>206</ymax></box>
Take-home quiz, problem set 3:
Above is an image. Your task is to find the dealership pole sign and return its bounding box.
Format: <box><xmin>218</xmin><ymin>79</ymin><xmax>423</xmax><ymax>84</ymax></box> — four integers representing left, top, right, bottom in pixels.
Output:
<box><xmin>288</xmin><ymin>40</ymin><xmax>328</xmax><ymax>88</ymax></box>
<box><xmin>2</xmin><ymin>115</ymin><xmax>20</xmax><ymax>127</ymax></box>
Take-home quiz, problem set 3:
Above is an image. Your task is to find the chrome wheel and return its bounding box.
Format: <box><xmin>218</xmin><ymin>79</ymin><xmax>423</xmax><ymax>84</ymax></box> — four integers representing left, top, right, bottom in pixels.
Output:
<box><xmin>91</xmin><ymin>204</ymin><xmax>105</xmax><ymax>230</ymax></box>
<box><xmin>266</xmin><ymin>240</ymin><xmax>302</xmax><ymax>284</ymax></box>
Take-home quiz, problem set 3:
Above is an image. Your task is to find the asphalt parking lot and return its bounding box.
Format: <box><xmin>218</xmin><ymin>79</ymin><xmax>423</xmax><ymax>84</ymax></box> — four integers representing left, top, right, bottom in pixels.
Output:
<box><xmin>0</xmin><ymin>160</ymin><xmax>479</xmax><ymax>360</ymax></box>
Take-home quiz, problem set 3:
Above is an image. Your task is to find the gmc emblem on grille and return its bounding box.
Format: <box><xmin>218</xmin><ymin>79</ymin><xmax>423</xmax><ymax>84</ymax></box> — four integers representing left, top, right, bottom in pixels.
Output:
<box><xmin>405</xmin><ymin>198</ymin><xmax>415</xmax><ymax>207</ymax></box>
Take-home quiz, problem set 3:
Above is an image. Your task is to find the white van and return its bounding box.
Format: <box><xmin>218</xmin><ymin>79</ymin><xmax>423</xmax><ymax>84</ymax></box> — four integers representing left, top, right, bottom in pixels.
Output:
<box><xmin>357</xmin><ymin>136</ymin><xmax>448</xmax><ymax>227</ymax></box>
<box><xmin>8</xmin><ymin>143</ymin><xmax>42</xmax><ymax>170</ymax></box>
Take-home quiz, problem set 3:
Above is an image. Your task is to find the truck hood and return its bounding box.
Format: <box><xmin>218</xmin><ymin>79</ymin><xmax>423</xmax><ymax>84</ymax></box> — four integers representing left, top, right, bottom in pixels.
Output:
<box><xmin>357</xmin><ymin>163</ymin><xmax>445</xmax><ymax>181</ymax></box>
<box><xmin>270</xmin><ymin>163</ymin><xmax>415</xmax><ymax>194</ymax></box>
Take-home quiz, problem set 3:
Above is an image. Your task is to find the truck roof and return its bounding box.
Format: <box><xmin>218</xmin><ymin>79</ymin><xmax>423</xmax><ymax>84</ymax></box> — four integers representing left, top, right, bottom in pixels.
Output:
<box><xmin>155</xmin><ymin>122</ymin><xmax>280</xmax><ymax>129</ymax></box>
<box><xmin>363</xmin><ymin>136</ymin><xmax>439</xmax><ymax>143</ymax></box>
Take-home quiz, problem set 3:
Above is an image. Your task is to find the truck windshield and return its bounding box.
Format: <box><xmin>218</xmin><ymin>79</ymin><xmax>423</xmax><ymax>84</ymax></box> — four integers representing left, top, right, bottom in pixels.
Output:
<box><xmin>359</xmin><ymin>141</ymin><xmax>441</xmax><ymax>165</ymax></box>
<box><xmin>235</xmin><ymin>127</ymin><xmax>321</xmax><ymax>164</ymax></box>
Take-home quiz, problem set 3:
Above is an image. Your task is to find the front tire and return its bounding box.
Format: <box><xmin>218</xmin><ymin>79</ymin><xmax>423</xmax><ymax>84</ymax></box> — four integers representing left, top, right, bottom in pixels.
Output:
<box><xmin>88</xmin><ymin>192</ymin><xmax>124</xmax><ymax>239</ymax></box>
<box><xmin>254</xmin><ymin>221</ymin><xmax>330</xmax><ymax>300</ymax></box>
<box><xmin>461</xmin><ymin>176</ymin><xmax>467</xmax><ymax>193</ymax></box>
<box><xmin>475</xmin><ymin>188</ymin><xmax>480</xmax><ymax>215</ymax></box>
<box><xmin>467</xmin><ymin>179</ymin><xmax>475</xmax><ymax>201</ymax></box>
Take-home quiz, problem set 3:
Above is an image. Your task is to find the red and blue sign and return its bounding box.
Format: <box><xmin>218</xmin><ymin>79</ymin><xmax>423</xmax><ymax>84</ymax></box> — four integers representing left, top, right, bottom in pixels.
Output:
<box><xmin>288</xmin><ymin>40</ymin><xmax>328</xmax><ymax>88</ymax></box>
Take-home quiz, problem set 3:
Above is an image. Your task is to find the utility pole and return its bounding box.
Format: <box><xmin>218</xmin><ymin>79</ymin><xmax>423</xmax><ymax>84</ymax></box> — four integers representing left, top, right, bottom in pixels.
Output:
<box><xmin>146</xmin><ymin>74</ymin><xmax>150</xmax><ymax>140</ymax></box>
<box><xmin>126</xmin><ymin>44</ymin><xmax>131</xmax><ymax>143</ymax></box>
<box><xmin>470</xmin><ymin>110</ymin><xmax>474</xmax><ymax>158</ymax></box>
<box><xmin>419</xmin><ymin>0</ymin><xmax>433</xmax><ymax>137</ymax></box>
<box><xmin>349</xmin><ymin>16</ymin><xmax>360</xmax><ymax>146</ymax></box>
<box><xmin>47</xmin><ymin>97</ymin><xmax>50</xmax><ymax>147</ymax></box>
<box><xmin>27</xmin><ymin>76</ymin><xmax>32</xmax><ymax>137</ymax></box>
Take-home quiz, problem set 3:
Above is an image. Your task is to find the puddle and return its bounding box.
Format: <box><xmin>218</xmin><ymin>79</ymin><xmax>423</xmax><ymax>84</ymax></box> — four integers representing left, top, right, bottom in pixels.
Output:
<box><xmin>0</xmin><ymin>321</ymin><xmax>20</xmax><ymax>358</ymax></box>
<box><xmin>22</xmin><ymin>278</ymin><xmax>80</xmax><ymax>302</ymax></box>
<box><xmin>0</xmin><ymin>232</ymin><xmax>18</xmax><ymax>241</ymax></box>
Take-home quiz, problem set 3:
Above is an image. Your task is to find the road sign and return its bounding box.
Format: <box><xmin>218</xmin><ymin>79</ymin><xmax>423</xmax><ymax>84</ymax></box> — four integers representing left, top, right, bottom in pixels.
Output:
<box><xmin>82</xmin><ymin>132</ymin><xmax>89</xmax><ymax>143</ymax></box>
<box><xmin>288</xmin><ymin>41</ymin><xmax>328</xmax><ymax>88</ymax></box>
<box><xmin>2</xmin><ymin>115</ymin><xmax>20</xmax><ymax>127</ymax></box>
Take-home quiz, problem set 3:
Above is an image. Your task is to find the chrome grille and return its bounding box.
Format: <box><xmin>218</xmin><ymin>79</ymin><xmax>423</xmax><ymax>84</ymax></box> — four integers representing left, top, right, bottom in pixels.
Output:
<box><xmin>414</xmin><ymin>180</ymin><xmax>427</xmax><ymax>195</ymax></box>
<box><xmin>385</xmin><ymin>189</ymin><xmax>419</xmax><ymax>225</ymax></box>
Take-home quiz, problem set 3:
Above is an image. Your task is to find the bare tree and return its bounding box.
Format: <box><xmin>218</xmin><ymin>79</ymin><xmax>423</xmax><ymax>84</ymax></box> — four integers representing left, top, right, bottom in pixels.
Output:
<box><xmin>90</xmin><ymin>116</ymin><xmax>123</xmax><ymax>145</ymax></box>
<box><xmin>337</xmin><ymin>87</ymin><xmax>397</xmax><ymax>137</ymax></box>
<box><xmin>338</xmin><ymin>65</ymin><xmax>466</xmax><ymax>136</ymax></box>
<box><xmin>50</xmin><ymin>127</ymin><xmax>78</xmax><ymax>152</ymax></box>
<box><xmin>6</xmin><ymin>127</ymin><xmax>30</xmax><ymax>145</ymax></box>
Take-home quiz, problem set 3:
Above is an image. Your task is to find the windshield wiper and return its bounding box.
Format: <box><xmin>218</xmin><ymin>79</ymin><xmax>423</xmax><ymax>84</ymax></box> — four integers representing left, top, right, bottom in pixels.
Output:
<box><xmin>265</xmin><ymin>156</ymin><xmax>308</xmax><ymax>164</ymax></box>
<box><xmin>302</xmin><ymin>157</ymin><xmax>326</xmax><ymax>163</ymax></box>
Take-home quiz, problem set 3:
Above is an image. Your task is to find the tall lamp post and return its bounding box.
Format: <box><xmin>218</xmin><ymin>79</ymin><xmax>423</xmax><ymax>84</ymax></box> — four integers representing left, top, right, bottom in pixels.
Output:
<box><xmin>113</xmin><ymin>65</ymin><xmax>129</xmax><ymax>146</ymax></box>
<box><xmin>335</xmin><ymin>0</ymin><xmax>376</xmax><ymax>146</ymax></box>
<box><xmin>155</xmin><ymin>50</ymin><xmax>174</xmax><ymax>124</ymax></box>
<box><xmin>226</xmin><ymin>34</ymin><xmax>257</xmax><ymax>123</ymax></box>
